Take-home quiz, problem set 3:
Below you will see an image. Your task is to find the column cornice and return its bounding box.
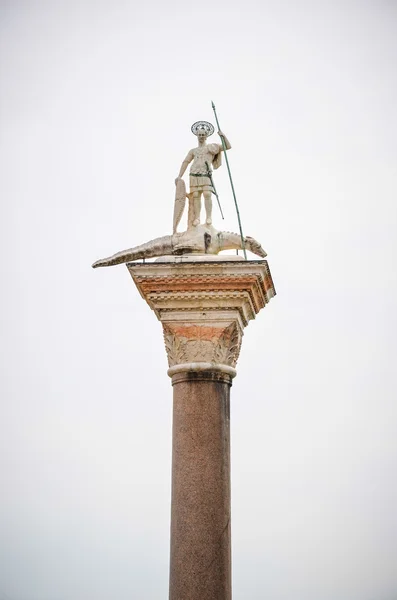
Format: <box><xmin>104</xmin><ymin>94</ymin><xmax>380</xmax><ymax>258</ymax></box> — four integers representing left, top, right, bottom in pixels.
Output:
<box><xmin>127</xmin><ymin>260</ymin><xmax>276</xmax><ymax>377</ymax></box>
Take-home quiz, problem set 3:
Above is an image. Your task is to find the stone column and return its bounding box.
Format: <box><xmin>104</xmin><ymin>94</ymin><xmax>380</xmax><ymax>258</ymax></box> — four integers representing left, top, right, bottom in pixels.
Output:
<box><xmin>170</xmin><ymin>369</ymin><xmax>232</xmax><ymax>599</ymax></box>
<box><xmin>127</xmin><ymin>258</ymin><xmax>275</xmax><ymax>600</ymax></box>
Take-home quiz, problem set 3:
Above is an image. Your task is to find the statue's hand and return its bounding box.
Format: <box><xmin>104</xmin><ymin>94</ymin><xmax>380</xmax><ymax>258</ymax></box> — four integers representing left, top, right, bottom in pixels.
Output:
<box><xmin>218</xmin><ymin>130</ymin><xmax>224</xmax><ymax>137</ymax></box>
<box><xmin>175</xmin><ymin>177</ymin><xmax>182</xmax><ymax>185</ymax></box>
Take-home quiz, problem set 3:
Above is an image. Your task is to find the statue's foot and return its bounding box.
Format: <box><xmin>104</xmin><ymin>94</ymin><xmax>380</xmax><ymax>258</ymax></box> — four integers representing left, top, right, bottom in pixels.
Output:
<box><xmin>193</xmin><ymin>219</ymin><xmax>200</xmax><ymax>227</ymax></box>
<box><xmin>206</xmin><ymin>217</ymin><xmax>212</xmax><ymax>225</ymax></box>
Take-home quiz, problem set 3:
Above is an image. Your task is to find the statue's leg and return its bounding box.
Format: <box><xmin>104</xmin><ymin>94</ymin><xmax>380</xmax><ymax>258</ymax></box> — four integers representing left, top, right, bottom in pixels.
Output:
<box><xmin>193</xmin><ymin>191</ymin><xmax>201</xmax><ymax>226</ymax></box>
<box><xmin>204</xmin><ymin>190</ymin><xmax>212</xmax><ymax>225</ymax></box>
<box><xmin>187</xmin><ymin>193</ymin><xmax>195</xmax><ymax>230</ymax></box>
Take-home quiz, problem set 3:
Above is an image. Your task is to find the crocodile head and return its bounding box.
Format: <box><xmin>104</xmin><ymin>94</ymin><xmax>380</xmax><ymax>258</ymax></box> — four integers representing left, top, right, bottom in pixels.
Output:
<box><xmin>245</xmin><ymin>236</ymin><xmax>267</xmax><ymax>258</ymax></box>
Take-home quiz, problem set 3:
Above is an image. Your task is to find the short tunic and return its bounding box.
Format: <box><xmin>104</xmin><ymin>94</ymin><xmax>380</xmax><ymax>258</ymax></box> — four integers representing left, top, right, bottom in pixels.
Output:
<box><xmin>184</xmin><ymin>143</ymin><xmax>222</xmax><ymax>190</ymax></box>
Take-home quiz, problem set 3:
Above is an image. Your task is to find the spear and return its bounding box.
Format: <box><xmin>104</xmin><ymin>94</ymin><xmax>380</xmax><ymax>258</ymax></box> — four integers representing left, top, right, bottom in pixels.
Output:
<box><xmin>211</xmin><ymin>101</ymin><xmax>247</xmax><ymax>260</ymax></box>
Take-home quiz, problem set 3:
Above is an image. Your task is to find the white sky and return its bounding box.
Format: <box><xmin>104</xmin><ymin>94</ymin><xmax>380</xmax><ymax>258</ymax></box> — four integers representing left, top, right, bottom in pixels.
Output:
<box><xmin>1</xmin><ymin>1</ymin><xmax>396</xmax><ymax>599</ymax></box>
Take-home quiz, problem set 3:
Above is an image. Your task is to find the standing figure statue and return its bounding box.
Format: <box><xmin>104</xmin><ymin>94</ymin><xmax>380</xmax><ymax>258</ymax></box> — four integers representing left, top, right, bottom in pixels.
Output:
<box><xmin>174</xmin><ymin>121</ymin><xmax>231</xmax><ymax>232</ymax></box>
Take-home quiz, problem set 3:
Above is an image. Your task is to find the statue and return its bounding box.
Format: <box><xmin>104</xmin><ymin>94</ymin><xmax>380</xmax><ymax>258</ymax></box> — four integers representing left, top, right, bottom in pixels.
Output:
<box><xmin>173</xmin><ymin>121</ymin><xmax>231</xmax><ymax>233</ymax></box>
<box><xmin>92</xmin><ymin>229</ymin><xmax>266</xmax><ymax>268</ymax></box>
<box><xmin>92</xmin><ymin>108</ymin><xmax>267</xmax><ymax>268</ymax></box>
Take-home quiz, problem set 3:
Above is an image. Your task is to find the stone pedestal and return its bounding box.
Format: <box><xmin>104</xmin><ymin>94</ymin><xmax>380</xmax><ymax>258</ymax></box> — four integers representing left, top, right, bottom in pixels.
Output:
<box><xmin>127</xmin><ymin>259</ymin><xmax>275</xmax><ymax>600</ymax></box>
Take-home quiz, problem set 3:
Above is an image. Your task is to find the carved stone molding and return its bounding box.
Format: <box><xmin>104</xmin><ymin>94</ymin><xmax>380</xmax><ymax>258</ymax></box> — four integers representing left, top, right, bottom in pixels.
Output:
<box><xmin>127</xmin><ymin>260</ymin><xmax>276</xmax><ymax>376</ymax></box>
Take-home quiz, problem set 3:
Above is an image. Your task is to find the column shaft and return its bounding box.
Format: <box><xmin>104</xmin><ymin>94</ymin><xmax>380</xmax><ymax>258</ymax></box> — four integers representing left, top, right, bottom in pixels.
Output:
<box><xmin>127</xmin><ymin>259</ymin><xmax>276</xmax><ymax>598</ymax></box>
<box><xmin>169</xmin><ymin>372</ymin><xmax>232</xmax><ymax>600</ymax></box>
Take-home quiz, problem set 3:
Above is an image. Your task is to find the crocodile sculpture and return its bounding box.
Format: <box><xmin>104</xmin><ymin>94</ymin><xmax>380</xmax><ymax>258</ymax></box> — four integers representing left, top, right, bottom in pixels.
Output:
<box><xmin>92</xmin><ymin>225</ymin><xmax>266</xmax><ymax>268</ymax></box>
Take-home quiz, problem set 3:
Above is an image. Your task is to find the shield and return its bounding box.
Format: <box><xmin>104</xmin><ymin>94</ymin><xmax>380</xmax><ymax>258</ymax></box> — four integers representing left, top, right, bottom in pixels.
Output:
<box><xmin>173</xmin><ymin>179</ymin><xmax>187</xmax><ymax>233</ymax></box>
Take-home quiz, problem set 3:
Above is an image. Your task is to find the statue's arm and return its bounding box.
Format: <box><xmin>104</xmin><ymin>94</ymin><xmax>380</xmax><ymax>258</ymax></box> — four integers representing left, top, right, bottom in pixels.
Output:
<box><xmin>177</xmin><ymin>160</ymin><xmax>190</xmax><ymax>178</ymax></box>
<box><xmin>218</xmin><ymin>131</ymin><xmax>231</xmax><ymax>150</ymax></box>
<box><xmin>176</xmin><ymin>150</ymin><xmax>193</xmax><ymax>183</ymax></box>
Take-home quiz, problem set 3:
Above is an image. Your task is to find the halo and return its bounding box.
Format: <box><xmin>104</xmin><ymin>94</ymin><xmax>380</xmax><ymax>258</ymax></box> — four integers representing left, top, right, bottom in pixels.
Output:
<box><xmin>191</xmin><ymin>121</ymin><xmax>214</xmax><ymax>137</ymax></box>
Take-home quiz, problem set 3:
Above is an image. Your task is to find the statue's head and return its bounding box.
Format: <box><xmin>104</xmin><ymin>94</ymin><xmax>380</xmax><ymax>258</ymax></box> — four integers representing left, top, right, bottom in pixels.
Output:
<box><xmin>191</xmin><ymin>120</ymin><xmax>214</xmax><ymax>142</ymax></box>
<box><xmin>197</xmin><ymin>128</ymin><xmax>208</xmax><ymax>143</ymax></box>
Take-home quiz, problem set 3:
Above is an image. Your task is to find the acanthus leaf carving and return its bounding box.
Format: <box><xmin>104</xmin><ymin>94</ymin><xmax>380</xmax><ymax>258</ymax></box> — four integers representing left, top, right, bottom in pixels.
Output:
<box><xmin>213</xmin><ymin>323</ymin><xmax>242</xmax><ymax>367</ymax></box>
<box><xmin>163</xmin><ymin>322</ymin><xmax>242</xmax><ymax>368</ymax></box>
<box><xmin>163</xmin><ymin>325</ymin><xmax>188</xmax><ymax>367</ymax></box>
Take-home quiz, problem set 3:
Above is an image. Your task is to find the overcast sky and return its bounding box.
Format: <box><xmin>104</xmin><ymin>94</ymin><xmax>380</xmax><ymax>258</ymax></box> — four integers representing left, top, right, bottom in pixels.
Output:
<box><xmin>1</xmin><ymin>1</ymin><xmax>397</xmax><ymax>599</ymax></box>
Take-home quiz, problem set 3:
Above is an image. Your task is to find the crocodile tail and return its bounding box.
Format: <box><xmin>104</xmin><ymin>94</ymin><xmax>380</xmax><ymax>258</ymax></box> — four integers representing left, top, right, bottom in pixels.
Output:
<box><xmin>92</xmin><ymin>235</ymin><xmax>173</xmax><ymax>268</ymax></box>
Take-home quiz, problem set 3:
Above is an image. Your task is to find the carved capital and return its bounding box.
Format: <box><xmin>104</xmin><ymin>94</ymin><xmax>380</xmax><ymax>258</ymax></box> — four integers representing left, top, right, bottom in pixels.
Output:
<box><xmin>163</xmin><ymin>321</ymin><xmax>242</xmax><ymax>368</ymax></box>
